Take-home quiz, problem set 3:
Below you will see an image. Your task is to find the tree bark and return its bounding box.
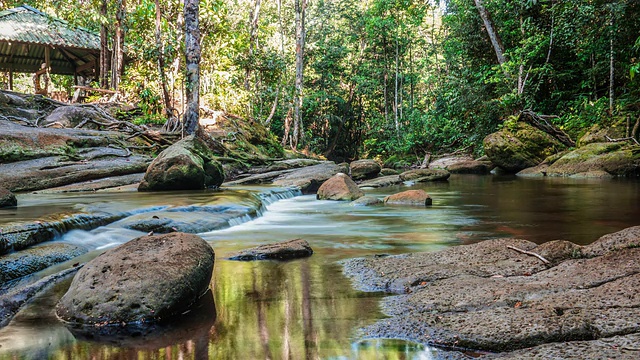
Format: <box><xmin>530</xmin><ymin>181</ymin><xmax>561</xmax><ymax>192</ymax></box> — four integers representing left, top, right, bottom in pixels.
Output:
<box><xmin>155</xmin><ymin>0</ymin><xmax>175</xmax><ymax>121</ymax></box>
<box><xmin>99</xmin><ymin>0</ymin><xmax>109</xmax><ymax>89</ymax></box>
<box><xmin>183</xmin><ymin>0</ymin><xmax>201</xmax><ymax>135</ymax></box>
<box><xmin>609</xmin><ymin>11</ymin><xmax>615</xmax><ymax>115</ymax></box>
<box><xmin>292</xmin><ymin>0</ymin><xmax>307</xmax><ymax>149</ymax></box>
<box><xmin>245</xmin><ymin>0</ymin><xmax>261</xmax><ymax>92</ymax></box>
<box><xmin>111</xmin><ymin>0</ymin><xmax>126</xmax><ymax>91</ymax></box>
<box><xmin>474</xmin><ymin>0</ymin><xmax>507</xmax><ymax>69</ymax></box>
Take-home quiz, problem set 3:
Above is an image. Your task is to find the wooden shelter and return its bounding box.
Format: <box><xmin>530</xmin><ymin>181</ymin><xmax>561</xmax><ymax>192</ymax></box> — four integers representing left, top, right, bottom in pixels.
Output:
<box><xmin>0</xmin><ymin>5</ymin><xmax>101</xmax><ymax>91</ymax></box>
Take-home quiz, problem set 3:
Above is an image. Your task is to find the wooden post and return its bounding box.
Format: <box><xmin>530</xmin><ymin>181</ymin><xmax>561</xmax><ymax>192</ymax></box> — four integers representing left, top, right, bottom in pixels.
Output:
<box><xmin>8</xmin><ymin>67</ymin><xmax>13</xmax><ymax>91</ymax></box>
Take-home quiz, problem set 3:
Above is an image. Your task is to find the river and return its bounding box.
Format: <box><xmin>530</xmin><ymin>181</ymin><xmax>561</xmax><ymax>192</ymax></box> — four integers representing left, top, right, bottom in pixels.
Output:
<box><xmin>0</xmin><ymin>174</ymin><xmax>639</xmax><ymax>359</ymax></box>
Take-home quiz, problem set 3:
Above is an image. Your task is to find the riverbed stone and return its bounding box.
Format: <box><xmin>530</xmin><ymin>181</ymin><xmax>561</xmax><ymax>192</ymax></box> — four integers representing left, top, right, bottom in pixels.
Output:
<box><xmin>0</xmin><ymin>243</ymin><xmax>86</xmax><ymax>284</ymax></box>
<box><xmin>379</xmin><ymin>168</ymin><xmax>399</xmax><ymax>176</ymax></box>
<box><xmin>350</xmin><ymin>159</ymin><xmax>381</xmax><ymax>180</ymax></box>
<box><xmin>384</xmin><ymin>189</ymin><xmax>432</xmax><ymax>206</ymax></box>
<box><xmin>399</xmin><ymin>169</ymin><xmax>450</xmax><ymax>182</ymax></box>
<box><xmin>227</xmin><ymin>239</ymin><xmax>313</xmax><ymax>261</ymax></box>
<box><xmin>484</xmin><ymin>122</ymin><xmax>566</xmax><ymax>172</ymax></box>
<box><xmin>447</xmin><ymin>160</ymin><xmax>493</xmax><ymax>174</ymax></box>
<box><xmin>350</xmin><ymin>196</ymin><xmax>383</xmax><ymax>206</ymax></box>
<box><xmin>358</xmin><ymin>175</ymin><xmax>403</xmax><ymax>188</ymax></box>
<box><xmin>56</xmin><ymin>232</ymin><xmax>214</xmax><ymax>325</ymax></box>
<box><xmin>428</xmin><ymin>155</ymin><xmax>474</xmax><ymax>170</ymax></box>
<box><xmin>342</xmin><ymin>226</ymin><xmax>640</xmax><ymax>357</ymax></box>
<box><xmin>317</xmin><ymin>173</ymin><xmax>364</xmax><ymax>201</ymax></box>
<box><xmin>0</xmin><ymin>187</ymin><xmax>17</xmax><ymax>208</ymax></box>
<box><xmin>138</xmin><ymin>135</ymin><xmax>224</xmax><ymax>191</ymax></box>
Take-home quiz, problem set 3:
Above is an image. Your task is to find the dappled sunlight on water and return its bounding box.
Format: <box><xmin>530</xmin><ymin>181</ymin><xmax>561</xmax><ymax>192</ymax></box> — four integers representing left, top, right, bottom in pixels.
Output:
<box><xmin>0</xmin><ymin>176</ymin><xmax>639</xmax><ymax>359</ymax></box>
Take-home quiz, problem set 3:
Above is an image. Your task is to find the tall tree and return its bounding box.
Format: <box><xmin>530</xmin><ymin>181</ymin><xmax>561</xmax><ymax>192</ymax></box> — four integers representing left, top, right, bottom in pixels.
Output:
<box><xmin>99</xmin><ymin>0</ymin><xmax>109</xmax><ymax>89</ymax></box>
<box><xmin>292</xmin><ymin>0</ymin><xmax>307</xmax><ymax>149</ymax></box>
<box><xmin>473</xmin><ymin>0</ymin><xmax>506</xmax><ymax>68</ymax></box>
<box><xmin>155</xmin><ymin>0</ymin><xmax>175</xmax><ymax>123</ymax></box>
<box><xmin>111</xmin><ymin>0</ymin><xmax>126</xmax><ymax>91</ymax></box>
<box><xmin>183</xmin><ymin>0</ymin><xmax>201</xmax><ymax>135</ymax></box>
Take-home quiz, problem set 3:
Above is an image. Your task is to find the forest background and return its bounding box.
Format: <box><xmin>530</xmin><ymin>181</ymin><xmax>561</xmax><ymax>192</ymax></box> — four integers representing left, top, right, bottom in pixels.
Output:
<box><xmin>2</xmin><ymin>0</ymin><xmax>640</xmax><ymax>164</ymax></box>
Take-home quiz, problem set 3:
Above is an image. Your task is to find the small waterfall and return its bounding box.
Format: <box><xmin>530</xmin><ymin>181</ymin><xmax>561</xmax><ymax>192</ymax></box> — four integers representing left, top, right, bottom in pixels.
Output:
<box><xmin>226</xmin><ymin>187</ymin><xmax>302</xmax><ymax>229</ymax></box>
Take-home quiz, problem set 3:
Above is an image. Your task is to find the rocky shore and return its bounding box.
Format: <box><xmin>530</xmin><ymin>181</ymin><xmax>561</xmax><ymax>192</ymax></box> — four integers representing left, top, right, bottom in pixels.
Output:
<box><xmin>342</xmin><ymin>226</ymin><xmax>640</xmax><ymax>358</ymax></box>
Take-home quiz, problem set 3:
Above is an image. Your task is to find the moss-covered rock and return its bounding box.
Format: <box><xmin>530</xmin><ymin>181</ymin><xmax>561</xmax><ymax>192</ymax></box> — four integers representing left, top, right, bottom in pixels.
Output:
<box><xmin>577</xmin><ymin>120</ymin><xmax>627</xmax><ymax>147</ymax></box>
<box><xmin>484</xmin><ymin>122</ymin><xmax>567</xmax><ymax>172</ymax></box>
<box><xmin>138</xmin><ymin>135</ymin><xmax>225</xmax><ymax>191</ymax></box>
<box><xmin>544</xmin><ymin>142</ymin><xmax>639</xmax><ymax>177</ymax></box>
<box><xmin>0</xmin><ymin>187</ymin><xmax>17</xmax><ymax>208</ymax></box>
<box><xmin>350</xmin><ymin>159</ymin><xmax>381</xmax><ymax>180</ymax></box>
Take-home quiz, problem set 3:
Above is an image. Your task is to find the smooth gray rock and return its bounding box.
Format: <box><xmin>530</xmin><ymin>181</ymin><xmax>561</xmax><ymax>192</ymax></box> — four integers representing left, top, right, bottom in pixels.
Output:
<box><xmin>228</xmin><ymin>239</ymin><xmax>313</xmax><ymax>261</ymax></box>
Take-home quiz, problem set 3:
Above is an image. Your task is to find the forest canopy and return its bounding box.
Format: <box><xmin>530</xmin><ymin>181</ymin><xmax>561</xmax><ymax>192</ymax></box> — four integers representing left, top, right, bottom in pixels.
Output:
<box><xmin>1</xmin><ymin>0</ymin><xmax>640</xmax><ymax>163</ymax></box>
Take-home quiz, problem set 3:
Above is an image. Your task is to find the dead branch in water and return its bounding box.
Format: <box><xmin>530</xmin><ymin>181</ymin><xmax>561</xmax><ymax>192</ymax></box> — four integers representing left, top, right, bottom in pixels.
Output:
<box><xmin>507</xmin><ymin>245</ymin><xmax>551</xmax><ymax>265</ymax></box>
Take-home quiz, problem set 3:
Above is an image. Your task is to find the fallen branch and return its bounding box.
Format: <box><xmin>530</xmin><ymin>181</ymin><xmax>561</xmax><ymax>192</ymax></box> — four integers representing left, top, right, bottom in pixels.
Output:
<box><xmin>605</xmin><ymin>135</ymin><xmax>640</xmax><ymax>146</ymax></box>
<box><xmin>520</xmin><ymin>110</ymin><xmax>575</xmax><ymax>147</ymax></box>
<box><xmin>507</xmin><ymin>245</ymin><xmax>551</xmax><ymax>265</ymax></box>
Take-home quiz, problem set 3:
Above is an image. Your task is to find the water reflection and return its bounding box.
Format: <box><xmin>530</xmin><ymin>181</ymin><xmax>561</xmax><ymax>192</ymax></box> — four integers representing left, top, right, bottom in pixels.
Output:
<box><xmin>0</xmin><ymin>176</ymin><xmax>639</xmax><ymax>359</ymax></box>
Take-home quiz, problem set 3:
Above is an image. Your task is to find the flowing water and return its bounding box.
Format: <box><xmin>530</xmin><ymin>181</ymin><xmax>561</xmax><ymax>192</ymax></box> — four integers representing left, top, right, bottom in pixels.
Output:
<box><xmin>0</xmin><ymin>175</ymin><xmax>639</xmax><ymax>359</ymax></box>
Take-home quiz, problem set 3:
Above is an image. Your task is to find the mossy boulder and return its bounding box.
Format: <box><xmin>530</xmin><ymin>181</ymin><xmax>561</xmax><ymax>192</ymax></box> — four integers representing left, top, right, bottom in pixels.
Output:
<box><xmin>484</xmin><ymin>122</ymin><xmax>567</xmax><ymax>172</ymax></box>
<box><xmin>56</xmin><ymin>232</ymin><xmax>214</xmax><ymax>325</ymax></box>
<box><xmin>520</xmin><ymin>142</ymin><xmax>640</xmax><ymax>177</ymax></box>
<box><xmin>139</xmin><ymin>135</ymin><xmax>224</xmax><ymax>191</ymax></box>
<box><xmin>577</xmin><ymin>120</ymin><xmax>627</xmax><ymax>147</ymax></box>
<box><xmin>316</xmin><ymin>173</ymin><xmax>364</xmax><ymax>201</ymax></box>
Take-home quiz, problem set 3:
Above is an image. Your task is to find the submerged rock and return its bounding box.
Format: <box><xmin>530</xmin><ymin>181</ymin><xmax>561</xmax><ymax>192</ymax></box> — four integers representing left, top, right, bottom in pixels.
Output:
<box><xmin>484</xmin><ymin>122</ymin><xmax>566</xmax><ymax>172</ymax></box>
<box><xmin>0</xmin><ymin>187</ymin><xmax>17</xmax><ymax>208</ymax></box>
<box><xmin>350</xmin><ymin>159</ymin><xmax>381</xmax><ymax>180</ymax></box>
<box><xmin>228</xmin><ymin>239</ymin><xmax>313</xmax><ymax>261</ymax></box>
<box><xmin>56</xmin><ymin>232</ymin><xmax>214</xmax><ymax>325</ymax></box>
<box><xmin>399</xmin><ymin>169</ymin><xmax>450</xmax><ymax>182</ymax></box>
<box><xmin>316</xmin><ymin>173</ymin><xmax>364</xmax><ymax>201</ymax></box>
<box><xmin>350</xmin><ymin>196</ymin><xmax>383</xmax><ymax>206</ymax></box>
<box><xmin>341</xmin><ymin>225</ymin><xmax>640</xmax><ymax>357</ymax></box>
<box><xmin>384</xmin><ymin>189</ymin><xmax>432</xmax><ymax>206</ymax></box>
<box><xmin>139</xmin><ymin>135</ymin><xmax>224</xmax><ymax>191</ymax></box>
<box><xmin>0</xmin><ymin>243</ymin><xmax>86</xmax><ymax>284</ymax></box>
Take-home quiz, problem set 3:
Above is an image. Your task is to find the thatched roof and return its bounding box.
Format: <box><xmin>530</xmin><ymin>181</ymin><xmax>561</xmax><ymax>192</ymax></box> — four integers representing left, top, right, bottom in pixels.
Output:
<box><xmin>0</xmin><ymin>5</ymin><xmax>100</xmax><ymax>76</ymax></box>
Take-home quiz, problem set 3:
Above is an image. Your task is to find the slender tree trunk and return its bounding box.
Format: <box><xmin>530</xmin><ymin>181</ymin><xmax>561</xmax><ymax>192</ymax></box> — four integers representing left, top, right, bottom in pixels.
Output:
<box><xmin>474</xmin><ymin>0</ymin><xmax>507</xmax><ymax>70</ymax></box>
<box><xmin>394</xmin><ymin>36</ymin><xmax>400</xmax><ymax>138</ymax></box>
<box><xmin>293</xmin><ymin>0</ymin><xmax>307</xmax><ymax>149</ymax></box>
<box><xmin>112</xmin><ymin>0</ymin><xmax>126</xmax><ymax>91</ymax></box>
<box><xmin>155</xmin><ymin>0</ymin><xmax>174</xmax><ymax>119</ymax></box>
<box><xmin>266</xmin><ymin>0</ymin><xmax>285</xmax><ymax>126</ymax></box>
<box><xmin>99</xmin><ymin>0</ymin><xmax>109</xmax><ymax>89</ymax></box>
<box><xmin>609</xmin><ymin>11</ymin><xmax>615</xmax><ymax>115</ymax></box>
<box><xmin>183</xmin><ymin>0</ymin><xmax>201</xmax><ymax>135</ymax></box>
<box><xmin>245</xmin><ymin>0</ymin><xmax>261</xmax><ymax>93</ymax></box>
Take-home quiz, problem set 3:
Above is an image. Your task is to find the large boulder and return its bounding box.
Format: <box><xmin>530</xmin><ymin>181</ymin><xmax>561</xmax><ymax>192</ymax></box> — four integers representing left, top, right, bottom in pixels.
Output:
<box><xmin>484</xmin><ymin>122</ymin><xmax>567</xmax><ymax>172</ymax></box>
<box><xmin>316</xmin><ymin>173</ymin><xmax>364</xmax><ymax>201</ymax></box>
<box><xmin>358</xmin><ymin>175</ymin><xmax>403</xmax><ymax>188</ymax></box>
<box><xmin>384</xmin><ymin>189</ymin><xmax>432</xmax><ymax>206</ymax></box>
<box><xmin>139</xmin><ymin>135</ymin><xmax>224</xmax><ymax>191</ymax></box>
<box><xmin>56</xmin><ymin>232</ymin><xmax>214</xmax><ymax>325</ymax></box>
<box><xmin>399</xmin><ymin>169</ymin><xmax>450</xmax><ymax>182</ymax></box>
<box><xmin>350</xmin><ymin>159</ymin><xmax>381</xmax><ymax>180</ymax></box>
<box><xmin>428</xmin><ymin>155</ymin><xmax>474</xmax><ymax>170</ymax></box>
<box><xmin>518</xmin><ymin>142</ymin><xmax>640</xmax><ymax>177</ymax></box>
<box><xmin>227</xmin><ymin>239</ymin><xmax>313</xmax><ymax>261</ymax></box>
<box><xmin>577</xmin><ymin>121</ymin><xmax>627</xmax><ymax>147</ymax></box>
<box><xmin>0</xmin><ymin>187</ymin><xmax>17</xmax><ymax>208</ymax></box>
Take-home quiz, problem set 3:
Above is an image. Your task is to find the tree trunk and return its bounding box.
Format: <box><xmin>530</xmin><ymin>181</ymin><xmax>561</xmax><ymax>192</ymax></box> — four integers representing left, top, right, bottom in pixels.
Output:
<box><xmin>99</xmin><ymin>0</ymin><xmax>109</xmax><ymax>89</ymax></box>
<box><xmin>474</xmin><ymin>0</ymin><xmax>507</xmax><ymax>69</ymax></box>
<box><xmin>292</xmin><ymin>0</ymin><xmax>307</xmax><ymax>149</ymax></box>
<box><xmin>155</xmin><ymin>0</ymin><xmax>174</xmax><ymax>120</ymax></box>
<box><xmin>245</xmin><ymin>0</ymin><xmax>261</xmax><ymax>92</ymax></box>
<box><xmin>609</xmin><ymin>11</ymin><xmax>615</xmax><ymax>115</ymax></box>
<box><xmin>183</xmin><ymin>0</ymin><xmax>201</xmax><ymax>135</ymax></box>
<box><xmin>111</xmin><ymin>0</ymin><xmax>126</xmax><ymax>91</ymax></box>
